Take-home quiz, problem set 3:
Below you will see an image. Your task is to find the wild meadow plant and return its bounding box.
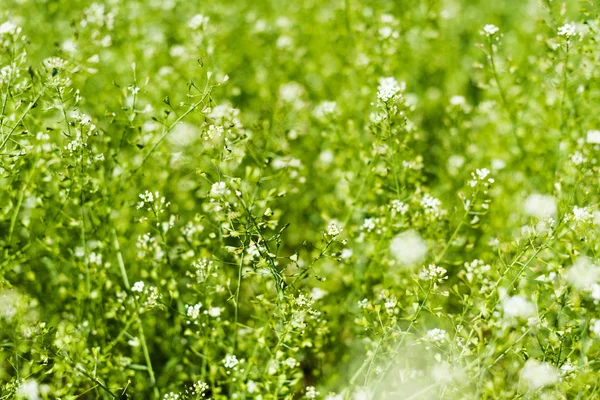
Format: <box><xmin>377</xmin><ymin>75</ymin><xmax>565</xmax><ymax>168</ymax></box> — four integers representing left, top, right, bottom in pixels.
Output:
<box><xmin>2</xmin><ymin>0</ymin><xmax>600</xmax><ymax>399</ymax></box>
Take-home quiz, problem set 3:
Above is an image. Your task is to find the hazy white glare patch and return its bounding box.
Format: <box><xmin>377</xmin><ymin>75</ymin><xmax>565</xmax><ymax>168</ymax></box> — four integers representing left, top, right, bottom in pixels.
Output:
<box><xmin>566</xmin><ymin>256</ymin><xmax>600</xmax><ymax>291</ymax></box>
<box><xmin>502</xmin><ymin>295</ymin><xmax>536</xmax><ymax>319</ymax></box>
<box><xmin>389</xmin><ymin>230</ymin><xmax>427</xmax><ymax>266</ymax></box>
<box><xmin>523</xmin><ymin>193</ymin><xmax>557</xmax><ymax>219</ymax></box>
<box><xmin>0</xmin><ymin>289</ymin><xmax>21</xmax><ymax>320</ymax></box>
<box><xmin>16</xmin><ymin>379</ymin><xmax>40</xmax><ymax>400</ymax></box>
<box><xmin>520</xmin><ymin>359</ymin><xmax>559</xmax><ymax>390</ymax></box>
<box><xmin>167</xmin><ymin>122</ymin><xmax>200</xmax><ymax>147</ymax></box>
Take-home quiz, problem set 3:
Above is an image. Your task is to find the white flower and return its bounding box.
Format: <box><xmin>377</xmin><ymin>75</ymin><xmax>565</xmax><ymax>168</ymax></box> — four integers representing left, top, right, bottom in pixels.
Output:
<box><xmin>131</xmin><ymin>281</ymin><xmax>145</xmax><ymax>293</ymax></box>
<box><xmin>186</xmin><ymin>303</ymin><xmax>202</xmax><ymax>319</ymax></box>
<box><xmin>565</xmin><ymin>257</ymin><xmax>600</xmax><ymax>291</ymax></box>
<box><xmin>327</xmin><ymin>222</ymin><xmax>342</xmax><ymax>237</ymax></box>
<box><xmin>377</xmin><ymin>77</ymin><xmax>405</xmax><ymax>102</ymax></box>
<box><xmin>16</xmin><ymin>379</ymin><xmax>40</xmax><ymax>400</ymax></box>
<box><xmin>361</xmin><ymin>218</ymin><xmax>377</xmax><ymax>232</ymax></box>
<box><xmin>482</xmin><ymin>24</ymin><xmax>499</xmax><ymax>36</ymax></box>
<box><xmin>523</xmin><ymin>193</ymin><xmax>557</xmax><ymax>219</ymax></box>
<box><xmin>390</xmin><ymin>199</ymin><xmax>409</xmax><ymax>215</ymax></box>
<box><xmin>558</xmin><ymin>23</ymin><xmax>577</xmax><ymax>38</ymax></box>
<box><xmin>520</xmin><ymin>359</ymin><xmax>559</xmax><ymax>389</ymax></box>
<box><xmin>587</xmin><ymin>130</ymin><xmax>600</xmax><ymax>144</ymax></box>
<box><xmin>223</xmin><ymin>354</ymin><xmax>239</xmax><ymax>369</ymax></box>
<box><xmin>306</xmin><ymin>386</ymin><xmax>319</xmax><ymax>399</ymax></box>
<box><xmin>421</xmin><ymin>194</ymin><xmax>442</xmax><ymax>214</ymax></box>
<box><xmin>503</xmin><ymin>295</ymin><xmax>535</xmax><ymax>319</ymax></box>
<box><xmin>210</xmin><ymin>181</ymin><xmax>228</xmax><ymax>197</ymax></box>
<box><xmin>572</xmin><ymin>206</ymin><xmax>593</xmax><ymax>222</ymax></box>
<box><xmin>475</xmin><ymin>168</ymin><xmax>490</xmax><ymax>180</ymax></box>
<box><xmin>389</xmin><ymin>230</ymin><xmax>428</xmax><ymax>266</ymax></box>
<box><xmin>570</xmin><ymin>151</ymin><xmax>586</xmax><ymax>165</ymax></box>
<box><xmin>426</xmin><ymin>328</ymin><xmax>447</xmax><ymax>344</ymax></box>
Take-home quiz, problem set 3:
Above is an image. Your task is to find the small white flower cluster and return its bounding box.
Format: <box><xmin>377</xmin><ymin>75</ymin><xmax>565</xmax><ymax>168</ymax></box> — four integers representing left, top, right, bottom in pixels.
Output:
<box><xmin>223</xmin><ymin>354</ymin><xmax>240</xmax><ymax>369</ymax></box>
<box><xmin>418</xmin><ymin>264</ymin><xmax>448</xmax><ymax>285</ymax></box>
<box><xmin>42</xmin><ymin>56</ymin><xmax>68</xmax><ymax>71</ymax></box>
<box><xmin>306</xmin><ymin>386</ymin><xmax>319</xmax><ymax>399</ymax></box>
<box><xmin>188</xmin><ymin>381</ymin><xmax>209</xmax><ymax>396</ymax></box>
<box><xmin>425</xmin><ymin>328</ymin><xmax>447</xmax><ymax>344</ymax></box>
<box><xmin>207</xmin><ymin>104</ymin><xmax>244</xmax><ymax>132</ymax></box>
<box><xmin>420</xmin><ymin>193</ymin><xmax>443</xmax><ymax>216</ymax></box>
<box><xmin>137</xmin><ymin>190</ymin><xmax>170</xmax><ymax>214</ymax></box>
<box><xmin>390</xmin><ymin>199</ymin><xmax>409</xmax><ymax>215</ymax></box>
<box><xmin>481</xmin><ymin>24</ymin><xmax>499</xmax><ymax>36</ymax></box>
<box><xmin>181</xmin><ymin>220</ymin><xmax>204</xmax><ymax>239</ymax></box>
<box><xmin>204</xmin><ymin>124</ymin><xmax>224</xmax><ymax>141</ymax></box>
<box><xmin>468</xmin><ymin>168</ymin><xmax>494</xmax><ymax>188</ymax></box>
<box><xmin>136</xmin><ymin>233</ymin><xmax>164</xmax><ymax>260</ymax></box>
<box><xmin>377</xmin><ymin>76</ymin><xmax>405</xmax><ymax>103</ymax></box>
<box><xmin>558</xmin><ymin>23</ymin><xmax>577</xmax><ymax>38</ymax></box>
<box><xmin>186</xmin><ymin>303</ymin><xmax>202</xmax><ymax>321</ymax></box>
<box><xmin>64</xmin><ymin>137</ymin><xmax>87</xmax><ymax>157</ymax></box>
<box><xmin>326</xmin><ymin>221</ymin><xmax>343</xmax><ymax>237</ymax></box>
<box><xmin>459</xmin><ymin>259</ymin><xmax>493</xmax><ymax>293</ymax></box>
<box><xmin>382</xmin><ymin>294</ymin><xmax>399</xmax><ymax>315</ymax></box>
<box><xmin>131</xmin><ymin>281</ymin><xmax>161</xmax><ymax>309</ymax></box>
<box><xmin>360</xmin><ymin>217</ymin><xmax>381</xmax><ymax>233</ymax></box>
<box><xmin>570</xmin><ymin>206</ymin><xmax>593</xmax><ymax>224</ymax></box>
<box><xmin>188</xmin><ymin>258</ymin><xmax>217</xmax><ymax>283</ymax></box>
<box><xmin>570</xmin><ymin>151</ymin><xmax>586</xmax><ymax>165</ymax></box>
<box><xmin>210</xmin><ymin>181</ymin><xmax>229</xmax><ymax>198</ymax></box>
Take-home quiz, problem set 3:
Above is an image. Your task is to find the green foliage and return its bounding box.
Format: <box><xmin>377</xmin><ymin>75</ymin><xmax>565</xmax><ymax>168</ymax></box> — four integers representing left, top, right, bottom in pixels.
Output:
<box><xmin>2</xmin><ymin>0</ymin><xmax>600</xmax><ymax>399</ymax></box>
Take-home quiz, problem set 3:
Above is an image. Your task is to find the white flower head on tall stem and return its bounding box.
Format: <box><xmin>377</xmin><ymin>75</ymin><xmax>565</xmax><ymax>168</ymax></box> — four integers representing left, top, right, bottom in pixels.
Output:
<box><xmin>482</xmin><ymin>24</ymin><xmax>499</xmax><ymax>36</ymax></box>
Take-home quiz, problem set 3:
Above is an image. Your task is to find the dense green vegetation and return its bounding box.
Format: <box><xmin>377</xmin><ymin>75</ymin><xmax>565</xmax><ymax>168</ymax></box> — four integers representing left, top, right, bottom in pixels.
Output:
<box><xmin>2</xmin><ymin>0</ymin><xmax>600</xmax><ymax>398</ymax></box>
